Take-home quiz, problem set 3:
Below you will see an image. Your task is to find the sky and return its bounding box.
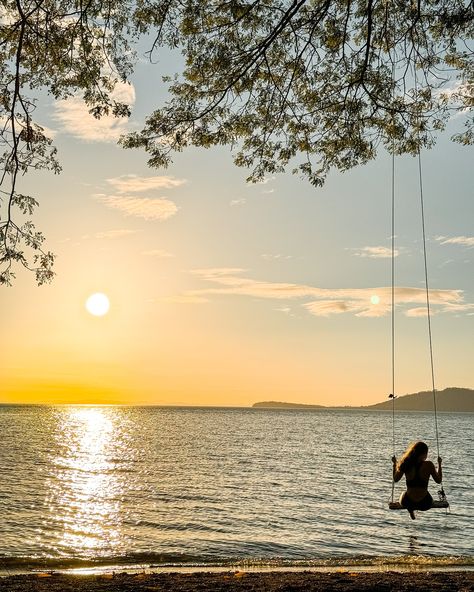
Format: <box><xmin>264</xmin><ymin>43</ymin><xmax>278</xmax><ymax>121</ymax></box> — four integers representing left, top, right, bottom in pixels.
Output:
<box><xmin>1</xmin><ymin>49</ymin><xmax>473</xmax><ymax>407</ymax></box>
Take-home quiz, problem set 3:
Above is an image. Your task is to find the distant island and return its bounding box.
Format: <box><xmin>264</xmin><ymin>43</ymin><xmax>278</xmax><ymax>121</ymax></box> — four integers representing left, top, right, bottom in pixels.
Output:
<box><xmin>253</xmin><ymin>387</ymin><xmax>474</xmax><ymax>412</ymax></box>
<box><xmin>253</xmin><ymin>401</ymin><xmax>326</xmax><ymax>409</ymax></box>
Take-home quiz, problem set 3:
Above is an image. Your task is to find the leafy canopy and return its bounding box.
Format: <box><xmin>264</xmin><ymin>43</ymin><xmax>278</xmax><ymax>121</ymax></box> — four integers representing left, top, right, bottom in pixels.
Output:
<box><xmin>1</xmin><ymin>0</ymin><xmax>473</xmax><ymax>284</ymax></box>
<box><xmin>125</xmin><ymin>0</ymin><xmax>473</xmax><ymax>182</ymax></box>
<box><xmin>0</xmin><ymin>0</ymin><xmax>135</xmax><ymax>284</ymax></box>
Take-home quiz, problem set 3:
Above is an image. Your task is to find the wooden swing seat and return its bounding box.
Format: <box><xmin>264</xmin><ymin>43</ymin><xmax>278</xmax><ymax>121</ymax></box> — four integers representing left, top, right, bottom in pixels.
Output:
<box><xmin>388</xmin><ymin>500</ymin><xmax>449</xmax><ymax>510</ymax></box>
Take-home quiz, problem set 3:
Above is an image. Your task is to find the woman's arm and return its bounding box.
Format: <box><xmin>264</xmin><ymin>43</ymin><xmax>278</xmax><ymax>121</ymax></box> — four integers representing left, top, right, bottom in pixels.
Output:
<box><xmin>431</xmin><ymin>457</ymin><xmax>443</xmax><ymax>483</ymax></box>
<box><xmin>392</xmin><ymin>456</ymin><xmax>403</xmax><ymax>482</ymax></box>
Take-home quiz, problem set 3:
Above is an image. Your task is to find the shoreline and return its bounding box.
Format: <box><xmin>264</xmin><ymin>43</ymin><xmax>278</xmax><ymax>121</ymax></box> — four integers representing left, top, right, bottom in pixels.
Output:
<box><xmin>1</xmin><ymin>570</ymin><xmax>473</xmax><ymax>591</ymax></box>
<box><xmin>2</xmin><ymin>562</ymin><xmax>474</xmax><ymax>577</ymax></box>
<box><xmin>2</xmin><ymin>554</ymin><xmax>473</xmax><ymax>577</ymax></box>
<box><xmin>2</xmin><ymin>556</ymin><xmax>474</xmax><ymax>576</ymax></box>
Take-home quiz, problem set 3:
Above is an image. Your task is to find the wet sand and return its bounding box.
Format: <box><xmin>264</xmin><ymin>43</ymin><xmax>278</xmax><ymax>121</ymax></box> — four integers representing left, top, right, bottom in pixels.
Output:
<box><xmin>1</xmin><ymin>570</ymin><xmax>473</xmax><ymax>591</ymax></box>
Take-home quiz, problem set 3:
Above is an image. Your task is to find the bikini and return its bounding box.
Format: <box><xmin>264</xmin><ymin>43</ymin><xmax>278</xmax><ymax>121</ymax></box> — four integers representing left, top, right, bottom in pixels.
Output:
<box><xmin>401</xmin><ymin>463</ymin><xmax>433</xmax><ymax>511</ymax></box>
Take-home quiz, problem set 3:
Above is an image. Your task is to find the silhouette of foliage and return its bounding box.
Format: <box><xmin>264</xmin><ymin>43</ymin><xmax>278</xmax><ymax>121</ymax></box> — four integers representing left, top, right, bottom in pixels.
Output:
<box><xmin>1</xmin><ymin>0</ymin><xmax>472</xmax><ymax>284</ymax></box>
<box><xmin>0</xmin><ymin>0</ymin><xmax>135</xmax><ymax>284</ymax></box>
<box><xmin>124</xmin><ymin>0</ymin><xmax>473</xmax><ymax>184</ymax></box>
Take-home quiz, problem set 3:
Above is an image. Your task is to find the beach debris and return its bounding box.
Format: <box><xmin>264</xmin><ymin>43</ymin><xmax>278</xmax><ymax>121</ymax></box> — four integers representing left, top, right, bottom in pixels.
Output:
<box><xmin>234</xmin><ymin>571</ymin><xmax>246</xmax><ymax>578</ymax></box>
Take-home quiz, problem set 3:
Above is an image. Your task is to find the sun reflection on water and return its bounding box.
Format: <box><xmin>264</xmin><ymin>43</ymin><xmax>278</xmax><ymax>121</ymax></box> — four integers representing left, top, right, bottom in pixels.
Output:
<box><xmin>48</xmin><ymin>407</ymin><xmax>125</xmax><ymax>555</ymax></box>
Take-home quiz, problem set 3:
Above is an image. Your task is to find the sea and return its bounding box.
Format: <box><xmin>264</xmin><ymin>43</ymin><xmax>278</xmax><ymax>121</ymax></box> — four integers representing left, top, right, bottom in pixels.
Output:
<box><xmin>0</xmin><ymin>405</ymin><xmax>472</xmax><ymax>574</ymax></box>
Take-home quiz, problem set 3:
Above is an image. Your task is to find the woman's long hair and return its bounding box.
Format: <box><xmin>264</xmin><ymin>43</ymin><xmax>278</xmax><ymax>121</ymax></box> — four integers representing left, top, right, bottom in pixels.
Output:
<box><xmin>398</xmin><ymin>441</ymin><xmax>428</xmax><ymax>473</ymax></box>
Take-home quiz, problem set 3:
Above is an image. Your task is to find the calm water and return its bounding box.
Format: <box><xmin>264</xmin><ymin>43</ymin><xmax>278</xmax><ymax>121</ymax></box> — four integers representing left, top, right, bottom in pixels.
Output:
<box><xmin>0</xmin><ymin>406</ymin><xmax>472</xmax><ymax>571</ymax></box>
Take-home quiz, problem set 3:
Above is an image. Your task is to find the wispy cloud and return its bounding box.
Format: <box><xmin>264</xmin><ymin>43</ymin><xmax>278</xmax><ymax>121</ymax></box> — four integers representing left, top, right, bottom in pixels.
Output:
<box><xmin>162</xmin><ymin>295</ymin><xmax>209</xmax><ymax>304</ymax></box>
<box><xmin>262</xmin><ymin>254</ymin><xmax>293</xmax><ymax>260</ymax></box>
<box><xmin>97</xmin><ymin>195</ymin><xmax>178</xmax><ymax>221</ymax></box>
<box><xmin>436</xmin><ymin>235</ymin><xmax>474</xmax><ymax>248</ymax></box>
<box><xmin>230</xmin><ymin>198</ymin><xmax>247</xmax><ymax>206</ymax></box>
<box><xmin>107</xmin><ymin>175</ymin><xmax>186</xmax><ymax>193</ymax></box>
<box><xmin>351</xmin><ymin>246</ymin><xmax>398</xmax><ymax>258</ymax></box>
<box><xmin>251</xmin><ymin>176</ymin><xmax>275</xmax><ymax>185</ymax></box>
<box><xmin>276</xmin><ymin>306</ymin><xmax>292</xmax><ymax>315</ymax></box>
<box><xmin>441</xmin><ymin>302</ymin><xmax>474</xmax><ymax>313</ymax></box>
<box><xmin>142</xmin><ymin>249</ymin><xmax>174</xmax><ymax>258</ymax></box>
<box><xmin>405</xmin><ymin>307</ymin><xmax>430</xmax><ymax>318</ymax></box>
<box><xmin>181</xmin><ymin>268</ymin><xmax>470</xmax><ymax>318</ymax></box>
<box><xmin>94</xmin><ymin>229</ymin><xmax>138</xmax><ymax>239</ymax></box>
<box><xmin>437</xmin><ymin>81</ymin><xmax>472</xmax><ymax>116</ymax></box>
<box><xmin>53</xmin><ymin>82</ymin><xmax>135</xmax><ymax>142</ymax></box>
<box><xmin>37</xmin><ymin>123</ymin><xmax>58</xmax><ymax>139</ymax></box>
<box><xmin>0</xmin><ymin>116</ymin><xmax>57</xmax><ymax>139</ymax></box>
<box><xmin>95</xmin><ymin>173</ymin><xmax>184</xmax><ymax>221</ymax></box>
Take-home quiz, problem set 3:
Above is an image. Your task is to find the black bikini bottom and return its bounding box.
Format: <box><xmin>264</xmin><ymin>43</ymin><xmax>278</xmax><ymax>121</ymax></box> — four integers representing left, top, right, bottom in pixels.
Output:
<box><xmin>400</xmin><ymin>491</ymin><xmax>433</xmax><ymax>511</ymax></box>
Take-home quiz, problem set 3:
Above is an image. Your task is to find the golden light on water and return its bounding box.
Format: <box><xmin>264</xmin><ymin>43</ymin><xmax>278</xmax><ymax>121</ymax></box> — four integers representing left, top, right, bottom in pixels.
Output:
<box><xmin>50</xmin><ymin>407</ymin><xmax>122</xmax><ymax>553</ymax></box>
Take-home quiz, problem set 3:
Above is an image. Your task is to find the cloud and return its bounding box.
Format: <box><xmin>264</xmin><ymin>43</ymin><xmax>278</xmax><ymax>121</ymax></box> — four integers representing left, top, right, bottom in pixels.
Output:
<box><xmin>97</xmin><ymin>195</ymin><xmax>178</xmax><ymax>220</ymax></box>
<box><xmin>95</xmin><ymin>173</ymin><xmax>184</xmax><ymax>222</ymax></box>
<box><xmin>262</xmin><ymin>254</ymin><xmax>293</xmax><ymax>260</ymax></box>
<box><xmin>304</xmin><ymin>301</ymin><xmax>353</xmax><ymax>317</ymax></box>
<box><xmin>94</xmin><ymin>229</ymin><xmax>138</xmax><ymax>239</ymax></box>
<box><xmin>53</xmin><ymin>82</ymin><xmax>135</xmax><ymax>142</ymax></box>
<box><xmin>405</xmin><ymin>307</ymin><xmax>430</xmax><ymax>318</ymax></box>
<box><xmin>230</xmin><ymin>198</ymin><xmax>247</xmax><ymax>206</ymax></box>
<box><xmin>183</xmin><ymin>269</ymin><xmax>470</xmax><ymax>318</ymax></box>
<box><xmin>351</xmin><ymin>246</ymin><xmax>398</xmax><ymax>258</ymax></box>
<box><xmin>441</xmin><ymin>303</ymin><xmax>474</xmax><ymax>313</ymax></box>
<box><xmin>304</xmin><ymin>297</ymin><xmax>392</xmax><ymax>318</ymax></box>
<box><xmin>249</xmin><ymin>176</ymin><xmax>275</xmax><ymax>185</ymax></box>
<box><xmin>437</xmin><ymin>81</ymin><xmax>472</xmax><ymax>115</ymax></box>
<box><xmin>36</xmin><ymin>123</ymin><xmax>58</xmax><ymax>139</ymax></box>
<box><xmin>142</xmin><ymin>249</ymin><xmax>174</xmax><ymax>258</ymax></box>
<box><xmin>0</xmin><ymin>116</ymin><xmax>57</xmax><ymax>139</ymax></box>
<box><xmin>162</xmin><ymin>295</ymin><xmax>209</xmax><ymax>304</ymax></box>
<box><xmin>276</xmin><ymin>306</ymin><xmax>292</xmax><ymax>315</ymax></box>
<box><xmin>436</xmin><ymin>235</ymin><xmax>474</xmax><ymax>248</ymax></box>
<box><xmin>106</xmin><ymin>175</ymin><xmax>186</xmax><ymax>193</ymax></box>
<box><xmin>191</xmin><ymin>268</ymin><xmax>247</xmax><ymax>279</ymax></box>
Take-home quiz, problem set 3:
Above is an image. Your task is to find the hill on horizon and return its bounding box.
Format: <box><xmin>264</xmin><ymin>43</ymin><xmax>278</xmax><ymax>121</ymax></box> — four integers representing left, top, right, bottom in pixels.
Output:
<box><xmin>252</xmin><ymin>387</ymin><xmax>474</xmax><ymax>412</ymax></box>
<box><xmin>252</xmin><ymin>401</ymin><xmax>325</xmax><ymax>409</ymax></box>
<box><xmin>366</xmin><ymin>387</ymin><xmax>474</xmax><ymax>412</ymax></box>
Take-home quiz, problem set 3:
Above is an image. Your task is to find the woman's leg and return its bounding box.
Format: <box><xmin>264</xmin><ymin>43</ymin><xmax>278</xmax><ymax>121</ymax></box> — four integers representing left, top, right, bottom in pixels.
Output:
<box><xmin>400</xmin><ymin>491</ymin><xmax>416</xmax><ymax>520</ymax></box>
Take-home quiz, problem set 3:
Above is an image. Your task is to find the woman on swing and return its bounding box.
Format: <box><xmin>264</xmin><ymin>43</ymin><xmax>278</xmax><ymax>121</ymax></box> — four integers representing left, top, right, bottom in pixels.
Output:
<box><xmin>392</xmin><ymin>441</ymin><xmax>442</xmax><ymax>520</ymax></box>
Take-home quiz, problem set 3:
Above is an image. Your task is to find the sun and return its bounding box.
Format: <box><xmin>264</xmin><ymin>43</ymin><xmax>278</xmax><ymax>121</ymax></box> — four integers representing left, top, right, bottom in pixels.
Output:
<box><xmin>85</xmin><ymin>293</ymin><xmax>110</xmax><ymax>317</ymax></box>
<box><xmin>370</xmin><ymin>294</ymin><xmax>380</xmax><ymax>305</ymax></box>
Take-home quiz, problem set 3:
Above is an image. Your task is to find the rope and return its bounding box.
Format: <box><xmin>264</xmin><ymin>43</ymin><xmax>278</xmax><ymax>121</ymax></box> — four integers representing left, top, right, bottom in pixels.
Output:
<box><xmin>387</xmin><ymin>39</ymin><xmax>445</xmax><ymax>508</ymax></box>
<box><xmin>414</xmin><ymin>65</ymin><xmax>447</xmax><ymax>509</ymax></box>
<box><xmin>390</xmin><ymin>115</ymin><xmax>396</xmax><ymax>503</ymax></box>
<box><xmin>391</xmin><ymin>110</ymin><xmax>395</xmax><ymax>454</ymax></box>
<box><xmin>417</xmin><ymin>150</ymin><xmax>441</xmax><ymax>458</ymax></box>
<box><xmin>389</xmin><ymin>20</ymin><xmax>396</xmax><ymax>503</ymax></box>
<box><xmin>391</xmin><ymin>93</ymin><xmax>396</xmax><ymax>460</ymax></box>
<box><xmin>390</xmin><ymin>393</ymin><xmax>396</xmax><ymax>502</ymax></box>
<box><xmin>413</xmin><ymin>70</ymin><xmax>441</xmax><ymax>463</ymax></box>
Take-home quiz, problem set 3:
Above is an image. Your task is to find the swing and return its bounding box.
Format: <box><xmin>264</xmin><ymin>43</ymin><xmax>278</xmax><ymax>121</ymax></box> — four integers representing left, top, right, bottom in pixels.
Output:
<box><xmin>386</xmin><ymin>62</ymin><xmax>449</xmax><ymax>513</ymax></box>
<box><xmin>389</xmin><ymin>499</ymin><xmax>449</xmax><ymax>511</ymax></box>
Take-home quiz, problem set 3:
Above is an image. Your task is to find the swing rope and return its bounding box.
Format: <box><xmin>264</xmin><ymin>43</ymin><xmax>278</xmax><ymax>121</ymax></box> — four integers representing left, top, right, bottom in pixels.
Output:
<box><xmin>414</xmin><ymin>70</ymin><xmax>441</xmax><ymax>463</ymax></box>
<box><xmin>389</xmin><ymin>54</ymin><xmax>445</xmax><ymax>504</ymax></box>
<box><xmin>390</xmin><ymin>104</ymin><xmax>396</xmax><ymax>503</ymax></box>
<box><xmin>414</xmin><ymin>108</ymin><xmax>447</xmax><ymax>505</ymax></box>
<box><xmin>389</xmin><ymin>33</ymin><xmax>397</xmax><ymax>505</ymax></box>
<box><xmin>417</xmin><ymin>135</ymin><xmax>441</xmax><ymax>461</ymax></box>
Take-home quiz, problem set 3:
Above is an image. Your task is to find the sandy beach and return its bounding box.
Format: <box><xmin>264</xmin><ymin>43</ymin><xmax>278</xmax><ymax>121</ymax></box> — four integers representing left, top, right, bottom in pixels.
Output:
<box><xmin>1</xmin><ymin>571</ymin><xmax>473</xmax><ymax>591</ymax></box>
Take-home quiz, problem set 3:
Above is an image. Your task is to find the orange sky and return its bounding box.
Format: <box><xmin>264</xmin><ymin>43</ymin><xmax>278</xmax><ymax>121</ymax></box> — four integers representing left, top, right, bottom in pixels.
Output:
<box><xmin>2</xmin><ymin>67</ymin><xmax>473</xmax><ymax>407</ymax></box>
